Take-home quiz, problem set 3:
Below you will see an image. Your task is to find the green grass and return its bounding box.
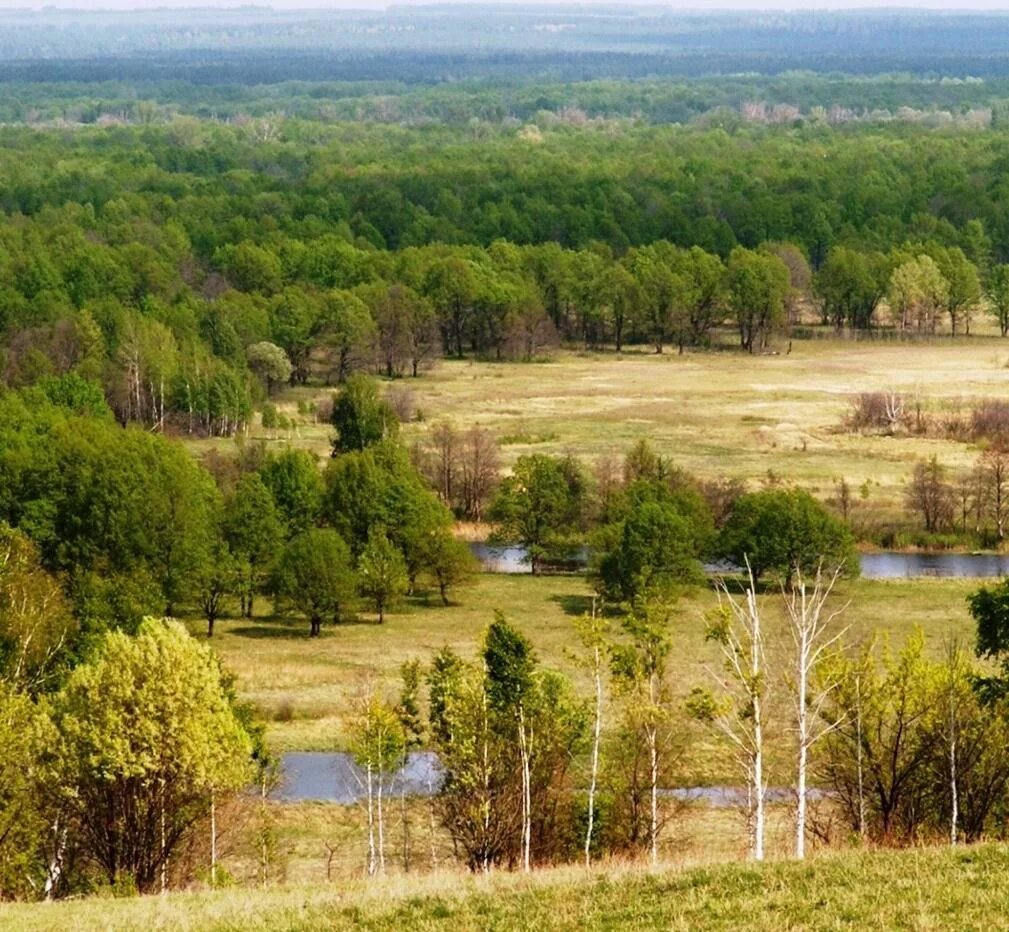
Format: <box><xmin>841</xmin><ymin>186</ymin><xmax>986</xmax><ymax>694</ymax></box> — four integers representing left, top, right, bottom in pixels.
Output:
<box><xmin>190</xmin><ymin>572</ymin><xmax>982</xmax><ymax>782</ymax></box>
<box><xmin>8</xmin><ymin>842</ymin><xmax>1009</xmax><ymax>930</ymax></box>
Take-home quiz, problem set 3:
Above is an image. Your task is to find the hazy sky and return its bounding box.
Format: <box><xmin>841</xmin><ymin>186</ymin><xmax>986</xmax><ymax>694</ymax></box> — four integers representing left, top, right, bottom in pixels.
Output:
<box><xmin>16</xmin><ymin>1</ymin><xmax>1009</xmax><ymax>10</ymax></box>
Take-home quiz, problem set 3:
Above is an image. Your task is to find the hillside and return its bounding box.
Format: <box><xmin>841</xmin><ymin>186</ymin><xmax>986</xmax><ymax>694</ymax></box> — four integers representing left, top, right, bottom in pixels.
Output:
<box><xmin>5</xmin><ymin>844</ymin><xmax>1009</xmax><ymax>931</ymax></box>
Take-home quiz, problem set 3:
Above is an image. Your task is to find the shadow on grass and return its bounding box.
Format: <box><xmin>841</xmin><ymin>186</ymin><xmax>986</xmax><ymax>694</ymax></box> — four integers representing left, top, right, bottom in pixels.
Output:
<box><xmin>548</xmin><ymin>597</ymin><xmax>617</xmax><ymax>617</ymax></box>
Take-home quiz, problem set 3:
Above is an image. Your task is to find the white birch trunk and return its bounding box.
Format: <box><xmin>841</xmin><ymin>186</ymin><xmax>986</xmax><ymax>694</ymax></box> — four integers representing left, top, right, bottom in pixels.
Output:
<box><xmin>585</xmin><ymin>643</ymin><xmax>603</xmax><ymax>868</ymax></box>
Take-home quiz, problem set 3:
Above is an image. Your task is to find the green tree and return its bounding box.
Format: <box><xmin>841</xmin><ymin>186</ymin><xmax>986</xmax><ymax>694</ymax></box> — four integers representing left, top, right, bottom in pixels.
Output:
<box><xmin>717</xmin><ymin>488</ymin><xmax>856</xmax><ymax>585</ymax></box>
<box><xmin>258</xmin><ymin>448</ymin><xmax>324</xmax><ymax>537</ymax></box>
<box><xmin>358</xmin><ymin>528</ymin><xmax>408</xmax><ymax>623</ymax></box>
<box><xmin>350</xmin><ymin>692</ymin><xmax>406</xmax><ymax>876</ymax></box>
<box><xmin>53</xmin><ymin>619</ymin><xmax>254</xmax><ymax>893</ymax></box>
<box><xmin>223</xmin><ymin>474</ymin><xmax>284</xmax><ymax>618</ymax></box>
<box><xmin>274</xmin><ymin>529</ymin><xmax>356</xmax><ymax>636</ymax></box>
<box><xmin>245</xmin><ymin>341</ymin><xmax>292</xmax><ymax>395</ymax></box>
<box><xmin>988</xmin><ymin>264</ymin><xmax>1009</xmax><ymax>337</ymax></box>
<box><xmin>489</xmin><ymin>454</ymin><xmax>587</xmax><ymax>574</ymax></box>
<box><xmin>727</xmin><ymin>247</ymin><xmax>790</xmax><ymax>353</ymax></box>
<box><xmin>330</xmin><ymin>374</ymin><xmax>399</xmax><ymax>454</ymax></box>
<box><xmin>421</xmin><ymin>529</ymin><xmax>478</xmax><ymax>605</ymax></box>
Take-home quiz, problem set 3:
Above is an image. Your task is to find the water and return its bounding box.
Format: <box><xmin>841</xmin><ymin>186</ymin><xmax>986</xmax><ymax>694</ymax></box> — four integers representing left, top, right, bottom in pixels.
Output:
<box><xmin>860</xmin><ymin>552</ymin><xmax>1009</xmax><ymax>579</ymax></box>
<box><xmin>276</xmin><ymin>753</ymin><xmax>819</xmax><ymax>807</ymax></box>
<box><xmin>276</xmin><ymin>751</ymin><xmax>443</xmax><ymax>804</ymax></box>
<box><xmin>469</xmin><ymin>542</ymin><xmax>1009</xmax><ymax>580</ymax></box>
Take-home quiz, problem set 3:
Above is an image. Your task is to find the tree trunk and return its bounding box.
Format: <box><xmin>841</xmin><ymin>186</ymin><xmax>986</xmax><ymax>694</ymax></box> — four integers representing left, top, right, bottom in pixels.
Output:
<box><xmin>366</xmin><ymin>763</ymin><xmax>376</xmax><ymax>876</ymax></box>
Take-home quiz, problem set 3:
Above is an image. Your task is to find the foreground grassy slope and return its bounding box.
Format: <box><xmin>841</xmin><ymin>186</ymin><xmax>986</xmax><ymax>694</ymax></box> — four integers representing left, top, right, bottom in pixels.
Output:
<box><xmin>9</xmin><ymin>843</ymin><xmax>1009</xmax><ymax>931</ymax></box>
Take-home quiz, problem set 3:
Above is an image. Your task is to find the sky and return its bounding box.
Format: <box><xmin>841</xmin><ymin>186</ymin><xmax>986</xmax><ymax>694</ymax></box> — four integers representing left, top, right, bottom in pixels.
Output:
<box><xmin>14</xmin><ymin>1</ymin><xmax>1009</xmax><ymax>10</ymax></box>
<box><xmin>3</xmin><ymin>0</ymin><xmax>1009</xmax><ymax>14</ymax></box>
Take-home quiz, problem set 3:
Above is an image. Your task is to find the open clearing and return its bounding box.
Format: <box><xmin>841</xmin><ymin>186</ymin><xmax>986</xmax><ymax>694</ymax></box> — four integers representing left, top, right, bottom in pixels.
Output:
<box><xmin>210</xmin><ymin>338</ymin><xmax>1009</xmax><ymax>529</ymax></box>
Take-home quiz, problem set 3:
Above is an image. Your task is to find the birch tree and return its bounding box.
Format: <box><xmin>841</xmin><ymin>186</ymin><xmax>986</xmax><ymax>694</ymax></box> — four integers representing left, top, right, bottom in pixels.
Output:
<box><xmin>351</xmin><ymin>692</ymin><xmax>406</xmax><ymax>876</ymax></box>
<box><xmin>691</xmin><ymin>561</ymin><xmax>768</xmax><ymax>860</ymax></box>
<box><xmin>570</xmin><ymin>600</ymin><xmax>609</xmax><ymax>866</ymax></box>
<box><xmin>783</xmin><ymin>564</ymin><xmax>849</xmax><ymax>859</ymax></box>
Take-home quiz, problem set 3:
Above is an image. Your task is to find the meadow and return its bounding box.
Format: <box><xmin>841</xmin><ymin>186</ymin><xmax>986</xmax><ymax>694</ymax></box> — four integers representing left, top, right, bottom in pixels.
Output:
<box><xmin>233</xmin><ymin>337</ymin><xmax>1009</xmax><ymax>533</ymax></box>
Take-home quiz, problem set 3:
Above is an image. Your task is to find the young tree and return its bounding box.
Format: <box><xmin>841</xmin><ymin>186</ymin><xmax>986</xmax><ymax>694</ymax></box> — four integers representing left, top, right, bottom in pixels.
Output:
<box><xmin>691</xmin><ymin>562</ymin><xmax>769</xmax><ymax>860</ymax></box>
<box><xmin>351</xmin><ymin>692</ymin><xmax>406</xmax><ymax>876</ymax></box>
<box><xmin>421</xmin><ymin>529</ymin><xmax>478</xmax><ymax>606</ymax></box>
<box><xmin>783</xmin><ymin>565</ymin><xmax>849</xmax><ymax>859</ymax></box>
<box><xmin>571</xmin><ymin>603</ymin><xmax>609</xmax><ymax>867</ymax></box>
<box><xmin>273</xmin><ymin>529</ymin><xmax>357</xmax><ymax>636</ymax></box>
<box><xmin>987</xmin><ymin>264</ymin><xmax>1009</xmax><ymax>337</ymax></box>
<box><xmin>53</xmin><ymin>619</ymin><xmax>254</xmax><ymax>893</ymax></box>
<box><xmin>0</xmin><ymin>525</ymin><xmax>76</xmax><ymax>694</ymax></box>
<box><xmin>484</xmin><ymin>614</ymin><xmax>537</xmax><ymax>871</ymax></box>
<box><xmin>906</xmin><ymin>456</ymin><xmax>955</xmax><ymax>533</ymax></box>
<box><xmin>610</xmin><ymin>598</ymin><xmax>675</xmax><ymax>865</ymax></box>
<box><xmin>358</xmin><ymin>528</ymin><xmax>408</xmax><ymax>623</ymax></box>
<box><xmin>194</xmin><ymin>541</ymin><xmax>236</xmax><ymax>638</ymax></box>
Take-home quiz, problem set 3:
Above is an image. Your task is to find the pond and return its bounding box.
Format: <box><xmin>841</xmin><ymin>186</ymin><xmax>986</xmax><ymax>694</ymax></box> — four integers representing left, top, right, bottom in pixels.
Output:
<box><xmin>276</xmin><ymin>753</ymin><xmax>812</xmax><ymax>807</ymax></box>
<box><xmin>469</xmin><ymin>543</ymin><xmax>1009</xmax><ymax>580</ymax></box>
<box><xmin>859</xmin><ymin>551</ymin><xmax>1009</xmax><ymax>579</ymax></box>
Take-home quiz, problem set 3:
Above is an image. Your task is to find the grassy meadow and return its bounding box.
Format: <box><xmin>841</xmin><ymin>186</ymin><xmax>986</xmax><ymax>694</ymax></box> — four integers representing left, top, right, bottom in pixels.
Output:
<box><xmin>8</xmin><ymin>842</ymin><xmax>1009</xmax><ymax>931</ymax></box>
<box><xmin>210</xmin><ymin>337</ymin><xmax>1009</xmax><ymax>532</ymax></box>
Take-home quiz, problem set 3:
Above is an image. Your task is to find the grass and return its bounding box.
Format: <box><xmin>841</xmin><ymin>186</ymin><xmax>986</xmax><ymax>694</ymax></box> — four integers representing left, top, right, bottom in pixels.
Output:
<box><xmin>194</xmin><ymin>338</ymin><xmax>1009</xmax><ymax>531</ymax></box>
<box><xmin>192</xmin><ymin>571</ymin><xmax>981</xmax><ymax>775</ymax></box>
<box><xmin>8</xmin><ymin>841</ymin><xmax>1009</xmax><ymax>930</ymax></box>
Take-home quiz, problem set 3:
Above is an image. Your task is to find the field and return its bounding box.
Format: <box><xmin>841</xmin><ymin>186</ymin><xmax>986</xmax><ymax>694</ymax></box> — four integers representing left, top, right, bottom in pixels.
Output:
<box><xmin>220</xmin><ymin>337</ymin><xmax>1009</xmax><ymax>532</ymax></box>
<box><xmin>195</xmin><ymin>572</ymin><xmax>981</xmax><ymax>762</ymax></box>
<box><xmin>8</xmin><ymin>842</ymin><xmax>1009</xmax><ymax>931</ymax></box>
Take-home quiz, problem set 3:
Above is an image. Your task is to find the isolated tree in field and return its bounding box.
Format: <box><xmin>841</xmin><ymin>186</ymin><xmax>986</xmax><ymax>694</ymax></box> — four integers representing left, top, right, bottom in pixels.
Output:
<box><xmin>783</xmin><ymin>565</ymin><xmax>849</xmax><ymax>859</ymax></box>
<box><xmin>358</xmin><ymin>528</ymin><xmax>408</xmax><ymax>622</ymax></box>
<box><xmin>691</xmin><ymin>562</ymin><xmax>768</xmax><ymax>860</ymax></box>
<box><xmin>610</xmin><ymin>599</ymin><xmax>675</xmax><ymax>865</ymax></box>
<box><xmin>53</xmin><ymin>619</ymin><xmax>253</xmax><ymax>893</ymax></box>
<box><xmin>906</xmin><ymin>456</ymin><xmax>954</xmax><ymax>533</ymax></box>
<box><xmin>717</xmin><ymin>488</ymin><xmax>855</xmax><ymax>585</ymax></box>
<box><xmin>274</xmin><ymin>529</ymin><xmax>356</xmax><ymax>635</ymax></box>
<box><xmin>351</xmin><ymin>692</ymin><xmax>406</xmax><ymax>876</ymax></box>
<box><xmin>420</xmin><ymin>529</ymin><xmax>478</xmax><ymax>605</ymax></box>
<box><xmin>489</xmin><ymin>454</ymin><xmax>587</xmax><ymax>574</ymax></box>
<box><xmin>330</xmin><ymin>374</ymin><xmax>399</xmax><ymax>454</ymax></box>
<box><xmin>0</xmin><ymin>525</ymin><xmax>75</xmax><ymax>694</ymax></box>
<box><xmin>245</xmin><ymin>341</ymin><xmax>292</xmax><ymax>394</ymax></box>
<box><xmin>224</xmin><ymin>474</ymin><xmax>284</xmax><ymax>618</ymax></box>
